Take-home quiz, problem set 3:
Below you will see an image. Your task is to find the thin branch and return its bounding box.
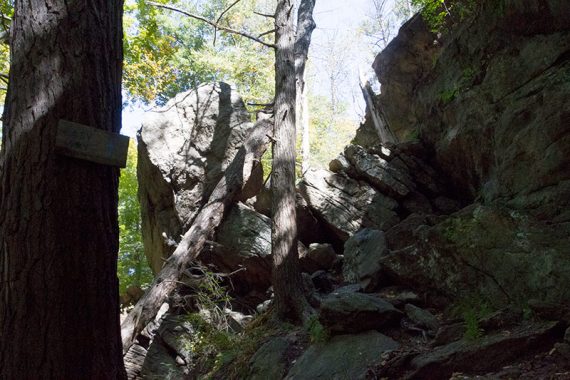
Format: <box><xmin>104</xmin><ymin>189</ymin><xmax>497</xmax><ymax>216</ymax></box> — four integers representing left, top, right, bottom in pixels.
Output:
<box><xmin>254</xmin><ymin>11</ymin><xmax>275</xmax><ymax>18</ymax></box>
<box><xmin>216</xmin><ymin>0</ymin><xmax>243</xmax><ymax>25</ymax></box>
<box><xmin>213</xmin><ymin>0</ymin><xmax>244</xmax><ymax>46</ymax></box>
<box><xmin>147</xmin><ymin>1</ymin><xmax>275</xmax><ymax>49</ymax></box>
<box><xmin>258</xmin><ymin>29</ymin><xmax>275</xmax><ymax>38</ymax></box>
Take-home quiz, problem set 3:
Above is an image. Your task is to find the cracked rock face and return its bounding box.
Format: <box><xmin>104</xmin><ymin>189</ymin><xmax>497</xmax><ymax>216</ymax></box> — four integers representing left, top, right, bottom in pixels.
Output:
<box><xmin>137</xmin><ymin>82</ymin><xmax>254</xmax><ymax>273</ymax></box>
<box><xmin>374</xmin><ymin>1</ymin><xmax>570</xmax><ymax>218</ymax></box>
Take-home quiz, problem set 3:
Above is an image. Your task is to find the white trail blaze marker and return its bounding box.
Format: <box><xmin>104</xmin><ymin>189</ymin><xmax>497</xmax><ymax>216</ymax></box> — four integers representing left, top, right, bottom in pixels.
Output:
<box><xmin>55</xmin><ymin>120</ymin><xmax>130</xmax><ymax>168</ymax></box>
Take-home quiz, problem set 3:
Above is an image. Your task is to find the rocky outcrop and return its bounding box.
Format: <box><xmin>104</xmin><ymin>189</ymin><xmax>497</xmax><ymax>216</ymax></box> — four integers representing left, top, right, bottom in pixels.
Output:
<box><xmin>138</xmin><ymin>82</ymin><xmax>255</xmax><ymax>273</ymax></box>
<box><xmin>372</xmin><ymin>1</ymin><xmax>570</xmax><ymax>218</ymax></box>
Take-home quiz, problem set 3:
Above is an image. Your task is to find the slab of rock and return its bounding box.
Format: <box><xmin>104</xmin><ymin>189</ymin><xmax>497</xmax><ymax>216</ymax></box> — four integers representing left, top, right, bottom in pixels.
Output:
<box><xmin>138</xmin><ymin>82</ymin><xmax>254</xmax><ymax>273</ymax></box>
<box><xmin>344</xmin><ymin>144</ymin><xmax>414</xmax><ymax>198</ymax></box>
<box><xmin>343</xmin><ymin>228</ymin><xmax>389</xmax><ymax>291</ymax></box>
<box><xmin>409</xmin><ymin>321</ymin><xmax>563</xmax><ymax>379</ymax></box>
<box><xmin>248</xmin><ymin>337</ymin><xmax>291</xmax><ymax>380</ymax></box>
<box><xmin>285</xmin><ymin>331</ymin><xmax>399</xmax><ymax>380</ymax></box>
<box><xmin>319</xmin><ymin>292</ymin><xmax>402</xmax><ymax>334</ymax></box>
<box><xmin>299</xmin><ymin>169</ymin><xmax>399</xmax><ymax>241</ymax></box>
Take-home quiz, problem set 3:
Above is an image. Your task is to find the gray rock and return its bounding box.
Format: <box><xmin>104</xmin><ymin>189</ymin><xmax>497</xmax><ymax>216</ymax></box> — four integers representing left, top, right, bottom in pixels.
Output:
<box><xmin>379</xmin><ymin>205</ymin><xmax>570</xmax><ymax>307</ymax></box>
<box><xmin>432</xmin><ymin>323</ymin><xmax>466</xmax><ymax>347</ymax></box>
<box><xmin>409</xmin><ymin>321</ymin><xmax>562</xmax><ymax>379</ymax></box>
<box><xmin>344</xmin><ymin>144</ymin><xmax>414</xmax><ymax>198</ymax></box>
<box><xmin>405</xmin><ymin>304</ymin><xmax>440</xmax><ymax>332</ymax></box>
<box><xmin>565</xmin><ymin>327</ymin><xmax>570</xmax><ymax>344</ymax></box>
<box><xmin>299</xmin><ymin>169</ymin><xmax>399</xmax><ymax>241</ymax></box>
<box><xmin>319</xmin><ymin>292</ymin><xmax>402</xmax><ymax>334</ymax></box>
<box><xmin>285</xmin><ymin>331</ymin><xmax>399</xmax><ymax>380</ymax></box>
<box><xmin>385</xmin><ymin>213</ymin><xmax>431</xmax><ymax>251</ymax></box>
<box><xmin>248</xmin><ymin>337</ymin><xmax>290</xmax><ymax>380</ymax></box>
<box><xmin>343</xmin><ymin>229</ymin><xmax>389</xmax><ymax>292</ymax></box>
<box><xmin>300</xmin><ymin>243</ymin><xmax>338</xmax><ymax>273</ymax></box>
<box><xmin>376</xmin><ymin>1</ymin><xmax>570</xmax><ymax>220</ymax></box>
<box><xmin>140</xmin><ymin>314</ymin><xmax>196</xmax><ymax>379</ymax></box>
<box><xmin>200</xmin><ymin>202</ymin><xmax>272</xmax><ymax>294</ymax></box>
<box><xmin>138</xmin><ymin>82</ymin><xmax>254</xmax><ymax>273</ymax></box>
<box><xmin>377</xmin><ymin>286</ymin><xmax>420</xmax><ymax>308</ymax></box>
<box><xmin>328</xmin><ymin>153</ymin><xmax>351</xmax><ymax>173</ymax></box>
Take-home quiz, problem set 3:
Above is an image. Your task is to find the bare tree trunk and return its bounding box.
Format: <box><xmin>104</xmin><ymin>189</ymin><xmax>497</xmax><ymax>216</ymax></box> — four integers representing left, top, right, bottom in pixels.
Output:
<box><xmin>295</xmin><ymin>0</ymin><xmax>316</xmax><ymax>174</ymax></box>
<box><xmin>121</xmin><ymin>119</ymin><xmax>273</xmax><ymax>353</ymax></box>
<box><xmin>299</xmin><ymin>82</ymin><xmax>311</xmax><ymax>173</ymax></box>
<box><xmin>0</xmin><ymin>0</ymin><xmax>125</xmax><ymax>378</ymax></box>
<box><xmin>359</xmin><ymin>71</ymin><xmax>398</xmax><ymax>144</ymax></box>
<box><xmin>271</xmin><ymin>0</ymin><xmax>312</xmax><ymax>322</ymax></box>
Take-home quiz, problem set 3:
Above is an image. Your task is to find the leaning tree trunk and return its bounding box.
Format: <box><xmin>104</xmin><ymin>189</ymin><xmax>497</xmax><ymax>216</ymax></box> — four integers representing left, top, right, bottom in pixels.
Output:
<box><xmin>0</xmin><ymin>1</ymin><xmax>125</xmax><ymax>378</ymax></box>
<box><xmin>271</xmin><ymin>0</ymin><xmax>312</xmax><ymax>322</ymax></box>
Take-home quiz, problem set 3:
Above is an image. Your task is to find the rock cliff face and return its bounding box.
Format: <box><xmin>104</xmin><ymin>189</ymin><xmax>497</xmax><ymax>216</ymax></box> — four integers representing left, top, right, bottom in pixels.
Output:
<box><xmin>371</xmin><ymin>0</ymin><xmax>570</xmax><ymax>217</ymax></box>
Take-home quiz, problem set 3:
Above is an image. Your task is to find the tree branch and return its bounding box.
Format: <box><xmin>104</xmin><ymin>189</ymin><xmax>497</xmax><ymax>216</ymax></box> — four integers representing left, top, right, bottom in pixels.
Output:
<box><xmin>214</xmin><ymin>0</ymin><xmax>244</xmax><ymax>46</ymax></box>
<box><xmin>258</xmin><ymin>29</ymin><xmax>275</xmax><ymax>38</ymax></box>
<box><xmin>254</xmin><ymin>11</ymin><xmax>275</xmax><ymax>18</ymax></box>
<box><xmin>147</xmin><ymin>1</ymin><xmax>275</xmax><ymax>49</ymax></box>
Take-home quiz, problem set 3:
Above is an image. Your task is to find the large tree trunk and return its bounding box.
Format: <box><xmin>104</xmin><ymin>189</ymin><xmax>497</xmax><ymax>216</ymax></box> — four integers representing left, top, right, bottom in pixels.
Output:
<box><xmin>271</xmin><ymin>0</ymin><xmax>312</xmax><ymax>322</ymax></box>
<box><xmin>121</xmin><ymin>119</ymin><xmax>273</xmax><ymax>353</ymax></box>
<box><xmin>0</xmin><ymin>1</ymin><xmax>125</xmax><ymax>378</ymax></box>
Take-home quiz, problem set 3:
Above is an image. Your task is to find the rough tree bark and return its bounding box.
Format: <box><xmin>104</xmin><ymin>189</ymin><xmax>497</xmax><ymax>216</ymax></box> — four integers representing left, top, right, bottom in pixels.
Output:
<box><xmin>121</xmin><ymin>119</ymin><xmax>273</xmax><ymax>353</ymax></box>
<box><xmin>0</xmin><ymin>0</ymin><xmax>125</xmax><ymax>378</ymax></box>
<box><xmin>271</xmin><ymin>0</ymin><xmax>313</xmax><ymax>322</ymax></box>
<box><xmin>295</xmin><ymin>0</ymin><xmax>316</xmax><ymax>174</ymax></box>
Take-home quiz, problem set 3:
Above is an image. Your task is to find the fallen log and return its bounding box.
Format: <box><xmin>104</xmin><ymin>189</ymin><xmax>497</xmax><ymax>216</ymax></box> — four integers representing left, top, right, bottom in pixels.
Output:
<box><xmin>121</xmin><ymin>118</ymin><xmax>273</xmax><ymax>353</ymax></box>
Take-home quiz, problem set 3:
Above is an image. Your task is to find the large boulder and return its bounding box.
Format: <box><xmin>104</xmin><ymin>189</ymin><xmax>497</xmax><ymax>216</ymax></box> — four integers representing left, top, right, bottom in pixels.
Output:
<box><xmin>137</xmin><ymin>83</ymin><xmax>255</xmax><ymax>273</ymax></box>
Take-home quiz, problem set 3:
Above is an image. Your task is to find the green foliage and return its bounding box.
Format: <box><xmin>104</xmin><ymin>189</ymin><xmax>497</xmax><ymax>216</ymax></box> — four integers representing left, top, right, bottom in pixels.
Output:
<box><xmin>308</xmin><ymin>94</ymin><xmax>356</xmax><ymax>169</ymax></box>
<box><xmin>123</xmin><ymin>0</ymin><xmax>275</xmax><ymax>106</ymax></box>
<box><xmin>439</xmin><ymin>87</ymin><xmax>458</xmax><ymax>104</ymax></box>
<box><xmin>304</xmin><ymin>315</ymin><xmax>329</xmax><ymax>344</ymax></box>
<box><xmin>0</xmin><ymin>0</ymin><xmax>13</xmax><ymax>105</ymax></box>
<box><xmin>184</xmin><ymin>313</ymin><xmax>236</xmax><ymax>373</ymax></box>
<box><xmin>118</xmin><ymin>141</ymin><xmax>153</xmax><ymax>294</ymax></box>
<box><xmin>411</xmin><ymin>0</ymin><xmax>478</xmax><ymax>33</ymax></box>
<box><xmin>462</xmin><ymin>308</ymin><xmax>484</xmax><ymax>341</ymax></box>
<box><xmin>450</xmin><ymin>294</ymin><xmax>494</xmax><ymax>341</ymax></box>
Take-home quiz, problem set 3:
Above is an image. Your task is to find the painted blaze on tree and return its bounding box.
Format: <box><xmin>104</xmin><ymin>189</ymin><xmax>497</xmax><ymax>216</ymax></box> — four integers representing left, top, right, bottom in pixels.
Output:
<box><xmin>0</xmin><ymin>0</ymin><xmax>126</xmax><ymax>378</ymax></box>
